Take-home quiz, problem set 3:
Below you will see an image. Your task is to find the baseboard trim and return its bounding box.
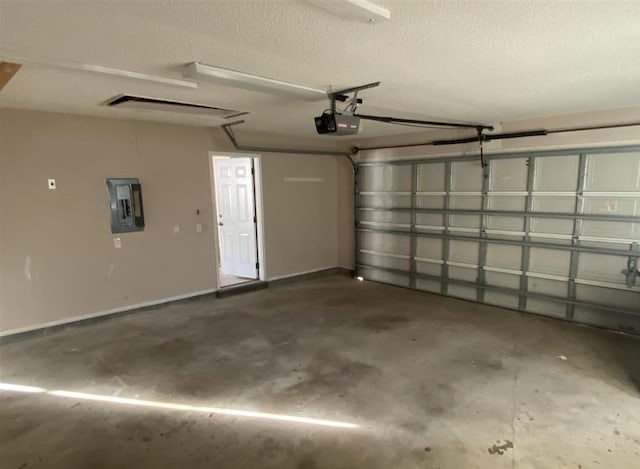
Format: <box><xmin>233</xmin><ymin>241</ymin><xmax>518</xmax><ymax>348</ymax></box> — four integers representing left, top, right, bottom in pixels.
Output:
<box><xmin>266</xmin><ymin>266</ymin><xmax>336</xmax><ymax>282</ymax></box>
<box><xmin>0</xmin><ymin>288</ymin><xmax>217</xmax><ymax>343</ymax></box>
<box><xmin>267</xmin><ymin>266</ymin><xmax>353</xmax><ymax>286</ymax></box>
<box><xmin>0</xmin><ymin>267</ymin><xmax>354</xmax><ymax>342</ymax></box>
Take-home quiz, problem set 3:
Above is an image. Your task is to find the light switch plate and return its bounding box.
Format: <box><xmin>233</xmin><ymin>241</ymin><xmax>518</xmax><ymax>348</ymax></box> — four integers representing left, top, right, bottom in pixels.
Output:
<box><xmin>114</xmin><ymin>237</ymin><xmax>122</xmax><ymax>249</ymax></box>
<box><xmin>48</xmin><ymin>179</ymin><xmax>56</xmax><ymax>190</ymax></box>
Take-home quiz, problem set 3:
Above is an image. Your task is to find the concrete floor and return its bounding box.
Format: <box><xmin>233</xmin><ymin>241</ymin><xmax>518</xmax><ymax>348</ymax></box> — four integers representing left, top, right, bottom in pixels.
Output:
<box><xmin>1</xmin><ymin>275</ymin><xmax>639</xmax><ymax>469</ymax></box>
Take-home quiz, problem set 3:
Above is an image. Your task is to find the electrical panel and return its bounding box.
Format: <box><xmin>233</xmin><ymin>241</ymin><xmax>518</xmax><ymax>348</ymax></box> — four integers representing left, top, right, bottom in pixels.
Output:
<box><xmin>106</xmin><ymin>178</ymin><xmax>145</xmax><ymax>233</ymax></box>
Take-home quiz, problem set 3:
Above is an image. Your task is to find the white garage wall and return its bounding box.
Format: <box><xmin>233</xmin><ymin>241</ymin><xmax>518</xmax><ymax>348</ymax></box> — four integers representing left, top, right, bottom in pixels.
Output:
<box><xmin>0</xmin><ymin>109</ymin><xmax>351</xmax><ymax>334</ymax></box>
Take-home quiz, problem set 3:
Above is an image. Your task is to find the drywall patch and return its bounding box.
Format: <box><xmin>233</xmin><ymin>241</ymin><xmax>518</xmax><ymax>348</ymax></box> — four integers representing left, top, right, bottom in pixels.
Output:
<box><xmin>24</xmin><ymin>256</ymin><xmax>32</xmax><ymax>281</ymax></box>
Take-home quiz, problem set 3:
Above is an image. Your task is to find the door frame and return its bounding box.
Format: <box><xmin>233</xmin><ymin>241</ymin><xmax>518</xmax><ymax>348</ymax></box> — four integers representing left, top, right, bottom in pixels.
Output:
<box><xmin>208</xmin><ymin>151</ymin><xmax>266</xmax><ymax>288</ymax></box>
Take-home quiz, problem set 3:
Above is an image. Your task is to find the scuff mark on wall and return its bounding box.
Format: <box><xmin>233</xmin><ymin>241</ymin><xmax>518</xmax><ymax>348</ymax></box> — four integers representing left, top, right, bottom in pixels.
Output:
<box><xmin>24</xmin><ymin>256</ymin><xmax>32</xmax><ymax>281</ymax></box>
<box><xmin>283</xmin><ymin>177</ymin><xmax>324</xmax><ymax>182</ymax></box>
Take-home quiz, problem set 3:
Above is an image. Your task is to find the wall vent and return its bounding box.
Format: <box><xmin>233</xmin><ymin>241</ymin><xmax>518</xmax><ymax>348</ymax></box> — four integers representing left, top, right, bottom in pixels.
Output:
<box><xmin>103</xmin><ymin>94</ymin><xmax>249</xmax><ymax>119</ymax></box>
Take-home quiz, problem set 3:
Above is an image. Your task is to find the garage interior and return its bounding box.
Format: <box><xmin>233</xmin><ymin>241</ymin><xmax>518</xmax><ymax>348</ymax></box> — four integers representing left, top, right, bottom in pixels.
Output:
<box><xmin>1</xmin><ymin>1</ymin><xmax>639</xmax><ymax>468</ymax></box>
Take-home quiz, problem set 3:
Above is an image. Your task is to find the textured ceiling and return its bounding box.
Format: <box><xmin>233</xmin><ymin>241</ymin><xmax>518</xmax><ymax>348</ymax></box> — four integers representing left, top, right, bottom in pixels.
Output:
<box><xmin>1</xmin><ymin>0</ymin><xmax>639</xmax><ymax>140</ymax></box>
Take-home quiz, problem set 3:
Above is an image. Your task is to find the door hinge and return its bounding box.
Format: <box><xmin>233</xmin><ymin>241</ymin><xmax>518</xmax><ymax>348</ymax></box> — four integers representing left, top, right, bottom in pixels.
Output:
<box><xmin>253</xmin><ymin>215</ymin><xmax>257</xmax><ymax>223</ymax></box>
<box><xmin>251</xmin><ymin>167</ymin><xmax>255</xmax><ymax>176</ymax></box>
<box><xmin>256</xmin><ymin>262</ymin><xmax>260</xmax><ymax>269</ymax></box>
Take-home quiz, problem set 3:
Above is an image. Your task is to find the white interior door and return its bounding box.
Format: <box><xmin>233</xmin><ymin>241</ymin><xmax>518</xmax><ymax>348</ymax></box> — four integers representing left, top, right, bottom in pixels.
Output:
<box><xmin>214</xmin><ymin>157</ymin><xmax>258</xmax><ymax>279</ymax></box>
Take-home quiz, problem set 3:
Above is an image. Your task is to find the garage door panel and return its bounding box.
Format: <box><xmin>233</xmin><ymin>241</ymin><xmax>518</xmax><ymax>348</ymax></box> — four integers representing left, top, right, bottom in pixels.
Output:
<box><xmin>528</xmin><ymin>278</ymin><xmax>568</xmax><ymax>297</ymax></box>
<box><xmin>527</xmin><ymin>298</ymin><xmax>566</xmax><ymax>318</ymax></box>
<box><xmin>452</xmin><ymin>161</ymin><xmax>483</xmax><ymax>191</ymax></box>
<box><xmin>487</xmin><ymin>215</ymin><xmax>524</xmax><ymax>232</ymax></box>
<box><xmin>488</xmin><ymin>196</ymin><xmax>526</xmax><ymax>211</ymax></box>
<box><xmin>529</xmin><ymin>248</ymin><xmax>570</xmax><ymax>276</ymax></box>
<box><xmin>360</xmin><ymin>194</ymin><xmax>411</xmax><ymax>209</ymax></box>
<box><xmin>450</xmin><ymin>214</ymin><xmax>481</xmax><ymax>229</ymax></box>
<box><xmin>449</xmin><ymin>266</ymin><xmax>477</xmax><ymax>282</ymax></box>
<box><xmin>582</xmin><ymin>220</ymin><xmax>635</xmax><ymax>239</ymax></box>
<box><xmin>360</xmin><ymin>165</ymin><xmax>412</xmax><ymax>191</ymax></box>
<box><xmin>486</xmin><ymin>231</ymin><xmax>526</xmax><ymax>241</ymax></box>
<box><xmin>415</xmin><ymin>213</ymin><xmax>444</xmax><ymax>229</ymax></box>
<box><xmin>580</xmin><ymin>240</ymin><xmax>636</xmax><ymax>251</ymax></box>
<box><xmin>486</xmin><ymin>244</ymin><xmax>522</xmax><ymax>270</ymax></box>
<box><xmin>451</xmin><ymin>195</ymin><xmax>482</xmax><ymax>210</ymax></box>
<box><xmin>576</xmin><ymin>285</ymin><xmax>640</xmax><ymax>311</ymax></box>
<box><xmin>360</xmin><ymin>232</ymin><xmax>409</xmax><ymax>255</ymax></box>
<box><xmin>573</xmin><ymin>307</ymin><xmax>640</xmax><ymax>332</ymax></box>
<box><xmin>449</xmin><ymin>240</ymin><xmax>479</xmax><ymax>264</ymax></box>
<box><xmin>448</xmin><ymin>284</ymin><xmax>477</xmax><ymax>300</ymax></box>
<box><xmin>532</xmin><ymin>196</ymin><xmax>576</xmax><ymax>213</ymax></box>
<box><xmin>527</xmin><ymin>237</ymin><xmax>572</xmax><ymax>246</ymax></box>
<box><xmin>361</xmin><ymin>266</ymin><xmax>410</xmax><ymax>289</ymax></box>
<box><xmin>485</xmin><ymin>291</ymin><xmax>519</xmax><ymax>309</ymax></box>
<box><xmin>359</xmin><ymin>252</ymin><xmax>410</xmax><ymax>271</ymax></box>
<box><xmin>417</xmin><ymin>163</ymin><xmax>445</xmax><ymax>191</ymax></box>
<box><xmin>577</xmin><ymin>253</ymin><xmax>628</xmax><ymax>285</ymax></box>
<box><xmin>530</xmin><ymin>217</ymin><xmax>574</xmax><ymax>237</ymax></box>
<box><xmin>583</xmin><ymin>197</ymin><xmax>638</xmax><ymax>216</ymax></box>
<box><xmin>357</xmin><ymin>147</ymin><xmax>640</xmax><ymax>335</ymax></box>
<box><xmin>416</xmin><ymin>237</ymin><xmax>443</xmax><ymax>259</ymax></box>
<box><xmin>485</xmin><ymin>271</ymin><xmax>520</xmax><ymax>289</ymax></box>
<box><xmin>416</xmin><ymin>278</ymin><xmax>441</xmax><ymax>293</ymax></box>
<box><xmin>416</xmin><ymin>261</ymin><xmax>442</xmax><ymax>277</ymax></box>
<box><xmin>491</xmin><ymin>159</ymin><xmax>528</xmax><ymax>191</ymax></box>
<box><xmin>585</xmin><ymin>152</ymin><xmax>640</xmax><ymax>191</ymax></box>
<box><xmin>417</xmin><ymin>195</ymin><xmax>445</xmax><ymax>209</ymax></box>
<box><xmin>535</xmin><ymin>156</ymin><xmax>579</xmax><ymax>191</ymax></box>
<box><xmin>359</xmin><ymin>210</ymin><xmax>411</xmax><ymax>227</ymax></box>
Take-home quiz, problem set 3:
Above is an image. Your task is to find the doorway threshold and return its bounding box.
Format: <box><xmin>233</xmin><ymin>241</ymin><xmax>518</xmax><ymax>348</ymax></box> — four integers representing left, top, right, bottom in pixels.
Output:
<box><xmin>219</xmin><ymin>271</ymin><xmax>255</xmax><ymax>288</ymax></box>
<box><xmin>217</xmin><ymin>280</ymin><xmax>268</xmax><ymax>298</ymax></box>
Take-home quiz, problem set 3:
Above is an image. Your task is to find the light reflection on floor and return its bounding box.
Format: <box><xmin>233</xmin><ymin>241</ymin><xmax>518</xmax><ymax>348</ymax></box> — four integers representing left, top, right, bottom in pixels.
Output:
<box><xmin>0</xmin><ymin>382</ymin><xmax>359</xmax><ymax>429</ymax></box>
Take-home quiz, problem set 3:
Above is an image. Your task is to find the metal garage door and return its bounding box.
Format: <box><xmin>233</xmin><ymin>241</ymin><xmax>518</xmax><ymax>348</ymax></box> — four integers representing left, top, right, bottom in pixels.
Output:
<box><xmin>356</xmin><ymin>146</ymin><xmax>640</xmax><ymax>334</ymax></box>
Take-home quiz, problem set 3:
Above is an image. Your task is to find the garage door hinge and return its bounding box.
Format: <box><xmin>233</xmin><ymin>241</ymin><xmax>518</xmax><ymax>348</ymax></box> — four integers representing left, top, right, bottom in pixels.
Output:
<box><xmin>622</xmin><ymin>242</ymin><xmax>639</xmax><ymax>288</ymax></box>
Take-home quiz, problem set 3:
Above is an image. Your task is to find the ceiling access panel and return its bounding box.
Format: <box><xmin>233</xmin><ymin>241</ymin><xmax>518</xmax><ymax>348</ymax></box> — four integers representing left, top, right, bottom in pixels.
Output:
<box><xmin>355</xmin><ymin>146</ymin><xmax>640</xmax><ymax>335</ymax></box>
